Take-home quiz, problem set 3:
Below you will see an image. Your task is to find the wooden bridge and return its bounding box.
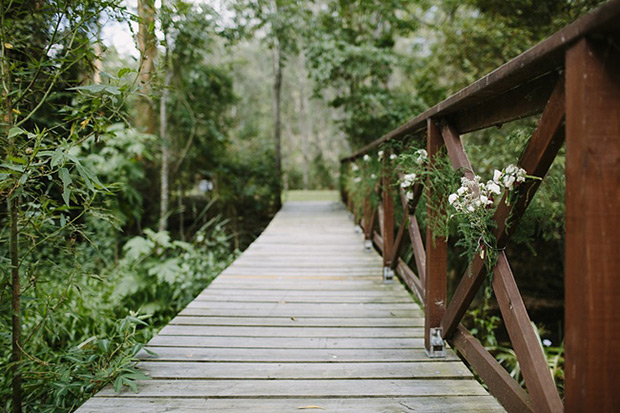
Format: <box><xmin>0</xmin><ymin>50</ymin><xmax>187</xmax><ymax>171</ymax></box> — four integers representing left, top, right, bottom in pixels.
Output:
<box><xmin>79</xmin><ymin>2</ymin><xmax>620</xmax><ymax>412</ymax></box>
<box><xmin>78</xmin><ymin>198</ymin><xmax>504</xmax><ymax>412</ymax></box>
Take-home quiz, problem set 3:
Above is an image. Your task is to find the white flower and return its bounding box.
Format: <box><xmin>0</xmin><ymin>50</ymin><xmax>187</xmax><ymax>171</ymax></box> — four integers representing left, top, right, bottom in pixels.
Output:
<box><xmin>406</xmin><ymin>191</ymin><xmax>414</xmax><ymax>200</ymax></box>
<box><xmin>370</xmin><ymin>173</ymin><xmax>376</xmax><ymax>179</ymax></box>
<box><xmin>487</xmin><ymin>181</ymin><xmax>501</xmax><ymax>195</ymax></box>
<box><xmin>543</xmin><ymin>339</ymin><xmax>552</xmax><ymax>347</ymax></box>
<box><xmin>506</xmin><ymin>164</ymin><xmax>518</xmax><ymax>175</ymax></box>
<box><xmin>493</xmin><ymin>169</ymin><xmax>502</xmax><ymax>183</ymax></box>
<box><xmin>352</xmin><ymin>164</ymin><xmax>359</xmax><ymax>172</ymax></box>
<box><xmin>467</xmin><ymin>205</ymin><xmax>475</xmax><ymax>212</ymax></box>
<box><xmin>457</xmin><ymin>186</ymin><xmax>468</xmax><ymax>196</ymax></box>
<box><xmin>480</xmin><ymin>195</ymin><xmax>489</xmax><ymax>205</ymax></box>
<box><xmin>363</xmin><ymin>154</ymin><xmax>370</xmax><ymax>162</ymax></box>
<box><xmin>503</xmin><ymin>175</ymin><xmax>516</xmax><ymax>189</ymax></box>
<box><xmin>401</xmin><ymin>173</ymin><xmax>416</xmax><ymax>188</ymax></box>
<box><xmin>415</xmin><ymin>149</ymin><xmax>428</xmax><ymax>165</ymax></box>
<box><xmin>448</xmin><ymin>193</ymin><xmax>458</xmax><ymax>205</ymax></box>
<box><xmin>378</xmin><ymin>150</ymin><xmax>384</xmax><ymax>160</ymax></box>
<box><xmin>353</xmin><ymin>177</ymin><xmax>362</xmax><ymax>183</ymax></box>
<box><xmin>390</xmin><ymin>154</ymin><xmax>398</xmax><ymax>160</ymax></box>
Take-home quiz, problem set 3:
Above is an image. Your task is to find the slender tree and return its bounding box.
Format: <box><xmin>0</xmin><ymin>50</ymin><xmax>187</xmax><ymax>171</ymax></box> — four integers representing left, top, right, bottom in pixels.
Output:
<box><xmin>137</xmin><ymin>0</ymin><xmax>158</xmax><ymax>135</ymax></box>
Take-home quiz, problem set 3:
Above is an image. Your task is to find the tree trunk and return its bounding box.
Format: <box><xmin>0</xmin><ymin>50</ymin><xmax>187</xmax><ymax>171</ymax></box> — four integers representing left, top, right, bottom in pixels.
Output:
<box><xmin>137</xmin><ymin>0</ymin><xmax>157</xmax><ymax>135</ymax></box>
<box><xmin>178</xmin><ymin>184</ymin><xmax>185</xmax><ymax>240</ymax></box>
<box><xmin>298</xmin><ymin>74</ymin><xmax>310</xmax><ymax>190</ymax></box>
<box><xmin>273</xmin><ymin>41</ymin><xmax>283</xmax><ymax>208</ymax></box>
<box><xmin>9</xmin><ymin>196</ymin><xmax>21</xmax><ymax>413</ymax></box>
<box><xmin>158</xmin><ymin>50</ymin><xmax>172</xmax><ymax>232</ymax></box>
<box><xmin>4</xmin><ymin>71</ymin><xmax>22</xmax><ymax>411</ymax></box>
<box><xmin>93</xmin><ymin>19</ymin><xmax>103</xmax><ymax>84</ymax></box>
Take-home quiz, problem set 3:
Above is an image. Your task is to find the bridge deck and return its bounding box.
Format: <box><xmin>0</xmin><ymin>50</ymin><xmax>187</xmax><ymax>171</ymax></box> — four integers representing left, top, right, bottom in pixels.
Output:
<box><xmin>78</xmin><ymin>198</ymin><xmax>504</xmax><ymax>412</ymax></box>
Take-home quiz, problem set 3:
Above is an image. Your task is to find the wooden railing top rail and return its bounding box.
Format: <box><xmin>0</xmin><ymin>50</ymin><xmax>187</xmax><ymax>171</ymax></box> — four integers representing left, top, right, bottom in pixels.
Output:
<box><xmin>341</xmin><ymin>0</ymin><xmax>620</xmax><ymax>163</ymax></box>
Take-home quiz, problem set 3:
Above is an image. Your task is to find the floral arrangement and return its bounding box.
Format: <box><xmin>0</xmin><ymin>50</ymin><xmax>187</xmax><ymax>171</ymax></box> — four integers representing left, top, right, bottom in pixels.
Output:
<box><xmin>447</xmin><ymin>164</ymin><xmax>530</xmax><ymax>272</ymax></box>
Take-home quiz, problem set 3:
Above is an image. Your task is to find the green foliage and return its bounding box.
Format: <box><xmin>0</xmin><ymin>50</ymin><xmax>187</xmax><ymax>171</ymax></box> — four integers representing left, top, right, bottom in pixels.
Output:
<box><xmin>305</xmin><ymin>1</ymin><xmax>425</xmax><ymax>147</ymax></box>
<box><xmin>111</xmin><ymin>221</ymin><xmax>234</xmax><ymax>324</ymax></box>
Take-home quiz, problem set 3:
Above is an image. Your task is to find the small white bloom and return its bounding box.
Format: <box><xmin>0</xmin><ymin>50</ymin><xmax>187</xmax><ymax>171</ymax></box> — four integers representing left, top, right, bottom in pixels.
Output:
<box><xmin>543</xmin><ymin>339</ymin><xmax>552</xmax><ymax>347</ymax></box>
<box><xmin>415</xmin><ymin>149</ymin><xmax>428</xmax><ymax>165</ymax></box>
<box><xmin>378</xmin><ymin>150</ymin><xmax>384</xmax><ymax>159</ymax></box>
<box><xmin>503</xmin><ymin>175</ymin><xmax>516</xmax><ymax>189</ymax></box>
<box><xmin>474</xmin><ymin>199</ymin><xmax>482</xmax><ymax>207</ymax></box>
<box><xmin>506</xmin><ymin>164</ymin><xmax>518</xmax><ymax>175</ymax></box>
<box><xmin>487</xmin><ymin>182</ymin><xmax>501</xmax><ymax>195</ymax></box>
<box><xmin>352</xmin><ymin>164</ymin><xmax>359</xmax><ymax>172</ymax></box>
<box><xmin>448</xmin><ymin>193</ymin><xmax>458</xmax><ymax>205</ymax></box>
<box><xmin>406</xmin><ymin>191</ymin><xmax>414</xmax><ymax>201</ymax></box>
<box><xmin>493</xmin><ymin>169</ymin><xmax>502</xmax><ymax>183</ymax></box>
<box><xmin>467</xmin><ymin>205</ymin><xmax>475</xmax><ymax>212</ymax></box>
<box><xmin>354</xmin><ymin>177</ymin><xmax>362</xmax><ymax>183</ymax></box>
<box><xmin>400</xmin><ymin>182</ymin><xmax>408</xmax><ymax>189</ymax></box>
<box><xmin>480</xmin><ymin>195</ymin><xmax>489</xmax><ymax>205</ymax></box>
<box><xmin>370</xmin><ymin>173</ymin><xmax>376</xmax><ymax>179</ymax></box>
<box><xmin>390</xmin><ymin>154</ymin><xmax>397</xmax><ymax>160</ymax></box>
<box><xmin>363</xmin><ymin>154</ymin><xmax>370</xmax><ymax>162</ymax></box>
<box><xmin>457</xmin><ymin>186</ymin><xmax>468</xmax><ymax>196</ymax></box>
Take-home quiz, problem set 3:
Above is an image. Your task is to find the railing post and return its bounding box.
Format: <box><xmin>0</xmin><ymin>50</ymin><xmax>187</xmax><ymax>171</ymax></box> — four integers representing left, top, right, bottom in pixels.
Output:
<box><xmin>381</xmin><ymin>151</ymin><xmax>395</xmax><ymax>283</ymax></box>
<box><xmin>362</xmin><ymin>198</ymin><xmax>373</xmax><ymax>250</ymax></box>
<box><xmin>565</xmin><ymin>37</ymin><xmax>620</xmax><ymax>412</ymax></box>
<box><xmin>425</xmin><ymin>119</ymin><xmax>447</xmax><ymax>357</ymax></box>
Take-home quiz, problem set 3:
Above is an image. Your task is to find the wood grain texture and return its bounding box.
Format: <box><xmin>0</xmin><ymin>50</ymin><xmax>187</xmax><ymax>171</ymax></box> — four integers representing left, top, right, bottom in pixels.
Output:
<box><xmin>565</xmin><ymin>37</ymin><xmax>620</xmax><ymax>412</ymax></box>
<box><xmin>77</xmin><ymin>199</ymin><xmax>502</xmax><ymax>412</ymax></box>
<box><xmin>78</xmin><ymin>396</ymin><xmax>505</xmax><ymax>413</ymax></box>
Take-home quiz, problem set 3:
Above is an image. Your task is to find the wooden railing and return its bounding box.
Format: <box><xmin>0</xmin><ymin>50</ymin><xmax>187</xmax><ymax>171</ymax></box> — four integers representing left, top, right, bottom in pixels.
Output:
<box><xmin>340</xmin><ymin>2</ymin><xmax>620</xmax><ymax>412</ymax></box>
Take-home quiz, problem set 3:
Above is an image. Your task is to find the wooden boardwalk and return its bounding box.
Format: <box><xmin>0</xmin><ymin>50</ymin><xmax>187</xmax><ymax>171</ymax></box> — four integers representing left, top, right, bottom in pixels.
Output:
<box><xmin>78</xmin><ymin>198</ymin><xmax>504</xmax><ymax>412</ymax></box>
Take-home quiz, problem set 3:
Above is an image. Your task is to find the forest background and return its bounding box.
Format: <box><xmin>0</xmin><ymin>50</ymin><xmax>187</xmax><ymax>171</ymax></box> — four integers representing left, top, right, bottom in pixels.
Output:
<box><xmin>0</xmin><ymin>0</ymin><xmax>606</xmax><ymax>411</ymax></box>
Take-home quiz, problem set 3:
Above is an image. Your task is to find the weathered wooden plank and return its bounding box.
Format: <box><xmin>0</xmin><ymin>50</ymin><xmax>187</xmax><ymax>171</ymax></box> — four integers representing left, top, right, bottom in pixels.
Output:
<box><xmin>147</xmin><ymin>335</ymin><xmax>425</xmax><ymax>349</ymax></box>
<box><xmin>168</xmin><ymin>316</ymin><xmax>424</xmax><ymax>327</ymax></box>
<box><xmin>179</xmin><ymin>307</ymin><xmax>421</xmax><ymax>318</ymax></box>
<box><xmin>137</xmin><ymin>347</ymin><xmax>460</xmax><ymax>362</ymax></box>
<box><xmin>197</xmin><ymin>289</ymin><xmax>410</xmax><ymax>298</ymax></box>
<box><xmin>95</xmin><ymin>379</ymin><xmax>491</xmax><ymax>398</ymax></box>
<box><xmin>79</xmin><ymin>396</ymin><xmax>504</xmax><ymax>412</ymax></box>
<box><xmin>157</xmin><ymin>325</ymin><xmax>424</xmax><ymax>338</ymax></box>
<box><xmin>137</xmin><ymin>361</ymin><xmax>474</xmax><ymax>379</ymax></box>
<box><xmin>184</xmin><ymin>301</ymin><xmax>419</xmax><ymax>310</ymax></box>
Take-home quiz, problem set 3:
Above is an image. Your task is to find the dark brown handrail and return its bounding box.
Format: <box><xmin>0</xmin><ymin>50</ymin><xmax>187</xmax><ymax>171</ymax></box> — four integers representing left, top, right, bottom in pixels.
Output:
<box><xmin>340</xmin><ymin>1</ymin><xmax>620</xmax><ymax>411</ymax></box>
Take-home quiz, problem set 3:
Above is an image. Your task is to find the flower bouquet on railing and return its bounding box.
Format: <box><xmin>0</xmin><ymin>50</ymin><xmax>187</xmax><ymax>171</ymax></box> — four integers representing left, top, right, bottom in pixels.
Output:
<box><xmin>344</xmin><ymin>153</ymin><xmax>382</xmax><ymax>217</ymax></box>
<box><xmin>447</xmin><ymin>164</ymin><xmax>531</xmax><ymax>273</ymax></box>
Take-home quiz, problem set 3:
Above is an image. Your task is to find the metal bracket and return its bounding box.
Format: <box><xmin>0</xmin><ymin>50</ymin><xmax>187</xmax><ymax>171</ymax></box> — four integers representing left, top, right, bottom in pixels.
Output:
<box><xmin>363</xmin><ymin>239</ymin><xmax>373</xmax><ymax>251</ymax></box>
<box><xmin>383</xmin><ymin>267</ymin><xmax>394</xmax><ymax>284</ymax></box>
<box><xmin>425</xmin><ymin>327</ymin><xmax>446</xmax><ymax>358</ymax></box>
